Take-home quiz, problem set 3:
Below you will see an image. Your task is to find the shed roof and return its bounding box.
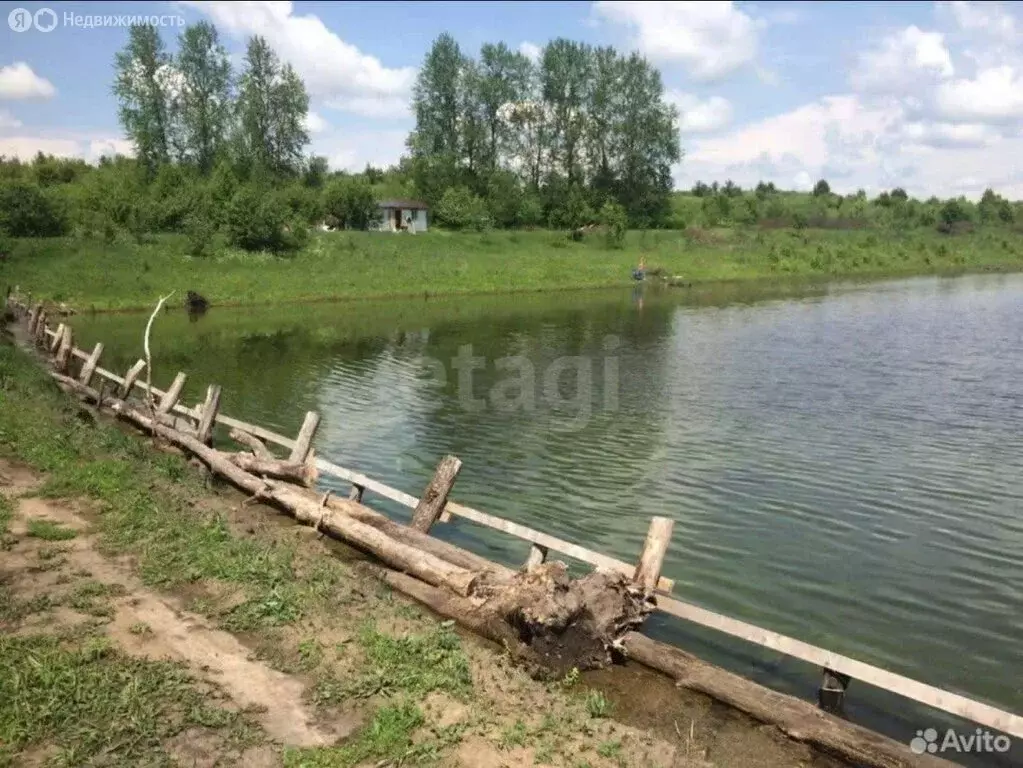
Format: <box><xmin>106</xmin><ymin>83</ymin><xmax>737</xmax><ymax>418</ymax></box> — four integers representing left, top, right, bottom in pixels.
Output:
<box><xmin>378</xmin><ymin>199</ymin><xmax>429</xmax><ymax>210</ymax></box>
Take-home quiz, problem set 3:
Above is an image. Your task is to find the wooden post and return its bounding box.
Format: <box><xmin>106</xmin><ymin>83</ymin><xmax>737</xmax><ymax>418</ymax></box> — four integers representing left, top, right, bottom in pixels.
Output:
<box><xmin>50</xmin><ymin>323</ymin><xmax>65</xmax><ymax>352</ymax></box>
<box><xmin>196</xmin><ymin>384</ymin><xmax>222</xmax><ymax>446</ymax></box>
<box><xmin>54</xmin><ymin>326</ymin><xmax>74</xmax><ymax>373</ymax></box>
<box><xmin>288</xmin><ymin>411</ymin><xmax>321</xmax><ymax>463</ymax></box>
<box><xmin>121</xmin><ymin>359</ymin><xmax>146</xmax><ymax>397</ymax></box>
<box><xmin>411</xmin><ymin>455</ymin><xmax>462</xmax><ymax>533</ymax></box>
<box><xmin>79</xmin><ymin>342</ymin><xmax>104</xmax><ymax>386</ymax></box>
<box><xmin>633</xmin><ymin>516</ymin><xmax>675</xmax><ymax>592</ymax></box>
<box><xmin>818</xmin><ymin>668</ymin><xmax>852</xmax><ymax>715</ymax></box>
<box><xmin>34</xmin><ymin>312</ymin><xmax>48</xmax><ymax>346</ymax></box>
<box><xmin>525</xmin><ymin>544</ymin><xmax>548</xmax><ymax>569</ymax></box>
<box><xmin>157</xmin><ymin>372</ymin><xmax>187</xmax><ymax>415</ymax></box>
<box><xmin>27</xmin><ymin>304</ymin><xmax>39</xmax><ymax>334</ymax></box>
<box><xmin>348</xmin><ymin>483</ymin><xmax>365</xmax><ymax>502</ymax></box>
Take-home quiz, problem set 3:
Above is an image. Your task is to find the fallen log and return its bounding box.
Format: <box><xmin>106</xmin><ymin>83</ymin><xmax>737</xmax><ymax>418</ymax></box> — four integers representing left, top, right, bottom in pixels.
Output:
<box><xmin>622</xmin><ymin>632</ymin><xmax>956</xmax><ymax>768</ymax></box>
<box><xmin>228</xmin><ymin>453</ymin><xmax>317</xmax><ymax>487</ymax></box>
<box><xmin>229</xmin><ymin>428</ymin><xmax>273</xmax><ymax>460</ymax></box>
<box><xmin>48</xmin><ymin>370</ymin><xmax>653</xmax><ymax>673</ymax></box>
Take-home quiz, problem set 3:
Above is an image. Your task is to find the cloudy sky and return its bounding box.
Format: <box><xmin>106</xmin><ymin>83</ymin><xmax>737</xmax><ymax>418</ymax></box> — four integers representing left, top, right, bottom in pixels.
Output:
<box><xmin>2</xmin><ymin>1</ymin><xmax>1023</xmax><ymax>198</ymax></box>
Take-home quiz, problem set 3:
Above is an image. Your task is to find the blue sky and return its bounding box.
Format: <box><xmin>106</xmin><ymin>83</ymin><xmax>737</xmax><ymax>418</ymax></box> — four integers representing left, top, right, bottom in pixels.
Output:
<box><xmin>2</xmin><ymin>1</ymin><xmax>1023</xmax><ymax>198</ymax></box>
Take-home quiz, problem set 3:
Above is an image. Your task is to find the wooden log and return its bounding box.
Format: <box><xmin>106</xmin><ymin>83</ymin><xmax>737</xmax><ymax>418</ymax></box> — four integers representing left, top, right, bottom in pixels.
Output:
<box><xmin>622</xmin><ymin>632</ymin><xmax>955</xmax><ymax>768</ymax></box>
<box><xmin>34</xmin><ymin>312</ymin><xmax>48</xmax><ymax>346</ymax></box>
<box><xmin>288</xmin><ymin>411</ymin><xmax>321</xmax><ymax>463</ymax></box>
<box><xmin>119</xmin><ymin>359</ymin><xmax>147</xmax><ymax>398</ymax></box>
<box><xmin>228</xmin><ymin>453</ymin><xmax>317</xmax><ymax>487</ymax></box>
<box><xmin>157</xmin><ymin>372</ymin><xmax>187</xmax><ymax>415</ymax></box>
<box><xmin>634</xmin><ymin>516</ymin><xmax>674</xmax><ymax>592</ymax></box>
<box><xmin>54</xmin><ymin>326</ymin><xmax>74</xmax><ymax>374</ymax></box>
<box><xmin>411</xmin><ymin>455</ymin><xmax>462</xmax><ymax>532</ymax></box>
<box><xmin>229</xmin><ymin>428</ymin><xmax>273</xmax><ymax>459</ymax></box>
<box><xmin>525</xmin><ymin>544</ymin><xmax>548</xmax><ymax>569</ymax></box>
<box><xmin>50</xmin><ymin>323</ymin><xmax>65</xmax><ymax>352</ymax></box>
<box><xmin>47</xmin><ymin>371</ymin><xmax>479</xmax><ymax>597</ymax></box>
<box><xmin>79</xmin><ymin>342</ymin><xmax>104</xmax><ymax>386</ymax></box>
<box><xmin>197</xmin><ymin>385</ymin><xmax>222</xmax><ymax>446</ymax></box>
<box><xmin>348</xmin><ymin>483</ymin><xmax>365</xmax><ymax>502</ymax></box>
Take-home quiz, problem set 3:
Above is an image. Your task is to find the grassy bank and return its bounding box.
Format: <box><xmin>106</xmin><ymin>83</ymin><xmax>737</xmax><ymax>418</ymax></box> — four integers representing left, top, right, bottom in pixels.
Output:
<box><xmin>5</xmin><ymin>226</ymin><xmax>1023</xmax><ymax>311</ymax></box>
<box><xmin>0</xmin><ymin>337</ymin><xmax>836</xmax><ymax>767</ymax></box>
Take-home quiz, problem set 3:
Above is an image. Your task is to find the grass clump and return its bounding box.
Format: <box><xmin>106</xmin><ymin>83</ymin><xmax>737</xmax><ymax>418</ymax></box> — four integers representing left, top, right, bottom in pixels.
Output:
<box><xmin>584</xmin><ymin>690</ymin><xmax>613</xmax><ymax>719</ymax></box>
<box><xmin>0</xmin><ymin>633</ymin><xmax>237</xmax><ymax>766</ymax></box>
<box><xmin>25</xmin><ymin>518</ymin><xmax>77</xmax><ymax>541</ymax></box>
<box><xmin>283</xmin><ymin>702</ymin><xmax>428</xmax><ymax>767</ymax></box>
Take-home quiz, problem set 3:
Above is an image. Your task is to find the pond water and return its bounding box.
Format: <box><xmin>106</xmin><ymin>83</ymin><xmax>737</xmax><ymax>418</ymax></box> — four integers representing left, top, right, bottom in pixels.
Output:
<box><xmin>70</xmin><ymin>274</ymin><xmax>1023</xmax><ymax>764</ymax></box>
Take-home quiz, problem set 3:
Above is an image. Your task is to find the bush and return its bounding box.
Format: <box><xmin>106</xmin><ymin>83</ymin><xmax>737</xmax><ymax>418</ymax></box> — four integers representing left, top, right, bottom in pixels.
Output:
<box><xmin>322</xmin><ymin>176</ymin><xmax>377</xmax><ymax>230</ymax></box>
<box><xmin>437</xmin><ymin>186</ymin><xmax>490</xmax><ymax>231</ymax></box>
<box><xmin>225</xmin><ymin>185</ymin><xmax>295</xmax><ymax>253</ymax></box>
<box><xmin>0</xmin><ymin>181</ymin><xmax>67</xmax><ymax>236</ymax></box>
<box><xmin>599</xmin><ymin>200</ymin><xmax>627</xmax><ymax>249</ymax></box>
<box><xmin>184</xmin><ymin>212</ymin><xmax>216</xmax><ymax>257</ymax></box>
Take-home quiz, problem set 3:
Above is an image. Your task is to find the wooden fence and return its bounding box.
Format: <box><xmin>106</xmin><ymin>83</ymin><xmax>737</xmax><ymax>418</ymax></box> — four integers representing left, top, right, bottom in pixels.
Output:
<box><xmin>9</xmin><ymin>298</ymin><xmax>1023</xmax><ymax>745</ymax></box>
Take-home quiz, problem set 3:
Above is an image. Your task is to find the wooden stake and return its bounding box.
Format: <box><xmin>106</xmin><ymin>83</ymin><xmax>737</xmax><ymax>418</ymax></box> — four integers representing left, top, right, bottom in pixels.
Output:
<box><xmin>34</xmin><ymin>312</ymin><xmax>48</xmax><ymax>346</ymax></box>
<box><xmin>50</xmin><ymin>323</ymin><xmax>65</xmax><ymax>352</ymax></box>
<box><xmin>121</xmin><ymin>359</ymin><xmax>146</xmax><ymax>397</ymax></box>
<box><xmin>196</xmin><ymin>384</ymin><xmax>222</xmax><ymax>446</ymax></box>
<box><xmin>288</xmin><ymin>411</ymin><xmax>321</xmax><ymax>463</ymax></box>
<box><xmin>27</xmin><ymin>304</ymin><xmax>39</xmax><ymax>334</ymax></box>
<box><xmin>157</xmin><ymin>372</ymin><xmax>187</xmax><ymax>415</ymax></box>
<box><xmin>54</xmin><ymin>326</ymin><xmax>74</xmax><ymax>374</ymax></box>
<box><xmin>633</xmin><ymin>516</ymin><xmax>674</xmax><ymax>592</ymax></box>
<box><xmin>348</xmin><ymin>483</ymin><xmax>365</xmax><ymax>502</ymax></box>
<box><xmin>525</xmin><ymin>544</ymin><xmax>548</xmax><ymax>569</ymax></box>
<box><xmin>818</xmin><ymin>668</ymin><xmax>852</xmax><ymax>715</ymax></box>
<box><xmin>79</xmin><ymin>342</ymin><xmax>104</xmax><ymax>386</ymax></box>
<box><xmin>411</xmin><ymin>455</ymin><xmax>462</xmax><ymax>533</ymax></box>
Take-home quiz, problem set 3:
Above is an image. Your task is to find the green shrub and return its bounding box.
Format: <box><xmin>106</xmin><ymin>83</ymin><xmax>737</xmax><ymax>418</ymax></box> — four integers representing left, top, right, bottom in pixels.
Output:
<box><xmin>437</xmin><ymin>185</ymin><xmax>490</xmax><ymax>231</ymax></box>
<box><xmin>184</xmin><ymin>212</ymin><xmax>216</xmax><ymax>257</ymax></box>
<box><xmin>225</xmin><ymin>185</ymin><xmax>295</xmax><ymax>253</ymax></box>
<box><xmin>599</xmin><ymin>200</ymin><xmax>627</xmax><ymax>249</ymax></box>
<box><xmin>0</xmin><ymin>181</ymin><xmax>67</xmax><ymax>236</ymax></box>
<box><xmin>322</xmin><ymin>176</ymin><xmax>377</xmax><ymax>230</ymax></box>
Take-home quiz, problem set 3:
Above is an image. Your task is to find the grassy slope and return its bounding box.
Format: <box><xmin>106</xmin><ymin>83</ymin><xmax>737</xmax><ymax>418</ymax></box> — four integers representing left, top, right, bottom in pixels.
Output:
<box><xmin>0</xmin><ymin>339</ymin><xmax>730</xmax><ymax>768</ymax></box>
<box><xmin>4</xmin><ymin>225</ymin><xmax>1023</xmax><ymax>311</ymax></box>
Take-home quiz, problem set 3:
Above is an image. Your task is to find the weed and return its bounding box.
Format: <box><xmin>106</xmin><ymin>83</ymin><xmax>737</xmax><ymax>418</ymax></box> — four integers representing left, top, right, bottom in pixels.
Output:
<box><xmin>499</xmin><ymin>719</ymin><xmax>528</xmax><ymax>750</ymax></box>
<box><xmin>282</xmin><ymin>701</ymin><xmax>425</xmax><ymax>767</ymax></box>
<box><xmin>26</xmin><ymin>518</ymin><xmax>77</xmax><ymax>541</ymax></box>
<box><xmin>297</xmin><ymin>638</ymin><xmax>324</xmax><ymax>671</ymax></box>
<box><xmin>129</xmin><ymin>621</ymin><xmax>152</xmax><ymax>636</ymax></box>
<box><xmin>597</xmin><ymin>739</ymin><xmax>622</xmax><ymax>759</ymax></box>
<box><xmin>585</xmin><ymin>690</ymin><xmax>613</xmax><ymax>719</ymax></box>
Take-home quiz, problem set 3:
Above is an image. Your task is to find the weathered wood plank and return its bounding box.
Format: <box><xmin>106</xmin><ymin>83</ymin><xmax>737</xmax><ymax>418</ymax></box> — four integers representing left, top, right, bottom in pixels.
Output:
<box><xmin>653</xmin><ymin>594</ymin><xmax>1023</xmax><ymax>739</ymax></box>
<box><xmin>197</xmin><ymin>385</ymin><xmax>222</xmax><ymax>446</ymax></box>
<box><xmin>288</xmin><ymin>411</ymin><xmax>321</xmax><ymax>463</ymax></box>
<box><xmin>54</xmin><ymin>326</ymin><xmax>74</xmax><ymax>374</ymax></box>
<box><xmin>157</xmin><ymin>372</ymin><xmax>187</xmax><ymax>415</ymax></box>
<box><xmin>411</xmin><ymin>455</ymin><xmax>462</xmax><ymax>532</ymax></box>
<box><xmin>50</xmin><ymin>323</ymin><xmax>65</xmax><ymax>352</ymax></box>
<box><xmin>525</xmin><ymin>544</ymin><xmax>548</xmax><ymax>569</ymax></box>
<box><xmin>78</xmin><ymin>342</ymin><xmax>104</xmax><ymax>386</ymax></box>
<box><xmin>120</xmin><ymin>359</ymin><xmax>146</xmax><ymax>397</ymax></box>
<box><xmin>633</xmin><ymin>517</ymin><xmax>674</xmax><ymax>592</ymax></box>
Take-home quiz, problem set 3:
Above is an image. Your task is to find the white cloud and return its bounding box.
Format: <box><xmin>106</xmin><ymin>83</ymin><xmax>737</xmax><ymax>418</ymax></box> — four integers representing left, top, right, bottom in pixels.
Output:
<box><xmin>594</xmin><ymin>1</ymin><xmax>760</xmax><ymax>81</ymax></box>
<box><xmin>519</xmin><ymin>42</ymin><xmax>542</xmax><ymax>63</ymax></box>
<box><xmin>899</xmin><ymin>120</ymin><xmax>1002</xmax><ymax>148</ymax></box>
<box><xmin>313</xmin><ymin>128</ymin><xmax>408</xmax><ymax>173</ymax></box>
<box><xmin>303</xmin><ymin>111</ymin><xmax>327</xmax><ymax>134</ymax></box>
<box><xmin>0</xmin><ymin>110</ymin><xmax>22</xmax><ymax>129</ymax></box>
<box><xmin>934</xmin><ymin>66</ymin><xmax>1023</xmax><ymax>122</ymax></box>
<box><xmin>941</xmin><ymin>1</ymin><xmax>1019</xmax><ymax>42</ymax></box>
<box><xmin>667</xmin><ymin>91</ymin><xmax>733</xmax><ymax>133</ymax></box>
<box><xmin>180</xmin><ymin>1</ymin><xmax>416</xmax><ymax>118</ymax></box>
<box><xmin>0</xmin><ymin>63</ymin><xmax>56</xmax><ymax>101</ymax></box>
<box><xmin>0</xmin><ymin>135</ymin><xmax>132</xmax><ymax>161</ymax></box>
<box><xmin>850</xmin><ymin>26</ymin><xmax>953</xmax><ymax>94</ymax></box>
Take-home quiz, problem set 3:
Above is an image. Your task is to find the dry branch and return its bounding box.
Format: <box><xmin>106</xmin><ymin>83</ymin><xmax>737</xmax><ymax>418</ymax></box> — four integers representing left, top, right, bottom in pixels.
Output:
<box><xmin>229</xmin><ymin>428</ymin><xmax>273</xmax><ymax>459</ymax></box>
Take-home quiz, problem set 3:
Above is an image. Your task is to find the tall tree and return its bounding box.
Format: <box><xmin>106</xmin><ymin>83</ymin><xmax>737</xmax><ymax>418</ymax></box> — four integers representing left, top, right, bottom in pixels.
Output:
<box><xmin>176</xmin><ymin>21</ymin><xmax>232</xmax><ymax>174</ymax></box>
<box><xmin>409</xmin><ymin>34</ymin><xmax>464</xmax><ymax>160</ymax></box>
<box><xmin>586</xmin><ymin>46</ymin><xmax>622</xmax><ymax>203</ymax></box>
<box><xmin>235</xmin><ymin>36</ymin><xmax>309</xmax><ymax>178</ymax></box>
<box><xmin>541</xmin><ymin>39</ymin><xmax>592</xmax><ymax>187</ymax></box>
<box><xmin>113</xmin><ymin>24</ymin><xmax>173</xmax><ymax>176</ymax></box>
<box><xmin>477</xmin><ymin>43</ymin><xmax>531</xmax><ymax>174</ymax></box>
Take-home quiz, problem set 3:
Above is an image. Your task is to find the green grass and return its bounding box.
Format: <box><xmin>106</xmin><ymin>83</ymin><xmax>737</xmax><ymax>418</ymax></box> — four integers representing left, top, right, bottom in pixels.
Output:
<box><xmin>25</xmin><ymin>518</ymin><xmax>77</xmax><ymax>541</ymax></box>
<box><xmin>0</xmin><ymin>633</ymin><xmax>238</xmax><ymax>767</ymax></box>
<box><xmin>5</xmin><ymin>225</ymin><xmax>1023</xmax><ymax>311</ymax></box>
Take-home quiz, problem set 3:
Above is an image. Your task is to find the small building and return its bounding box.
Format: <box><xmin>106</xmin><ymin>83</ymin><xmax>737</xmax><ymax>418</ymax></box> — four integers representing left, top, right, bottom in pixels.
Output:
<box><xmin>375</xmin><ymin>199</ymin><xmax>429</xmax><ymax>233</ymax></box>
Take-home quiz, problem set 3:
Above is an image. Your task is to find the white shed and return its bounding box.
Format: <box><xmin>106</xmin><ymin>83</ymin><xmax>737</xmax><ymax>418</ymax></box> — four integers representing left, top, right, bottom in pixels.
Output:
<box><xmin>376</xmin><ymin>199</ymin><xmax>429</xmax><ymax>233</ymax></box>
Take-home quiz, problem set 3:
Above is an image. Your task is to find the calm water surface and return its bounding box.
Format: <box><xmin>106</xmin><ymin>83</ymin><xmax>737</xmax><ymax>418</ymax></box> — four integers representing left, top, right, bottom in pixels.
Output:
<box><xmin>71</xmin><ymin>275</ymin><xmax>1023</xmax><ymax>761</ymax></box>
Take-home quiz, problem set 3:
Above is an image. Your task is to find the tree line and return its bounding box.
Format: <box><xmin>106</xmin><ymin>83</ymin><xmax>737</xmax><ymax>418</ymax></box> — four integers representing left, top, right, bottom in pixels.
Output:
<box><xmin>406</xmin><ymin>35</ymin><xmax>680</xmax><ymax>230</ymax></box>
